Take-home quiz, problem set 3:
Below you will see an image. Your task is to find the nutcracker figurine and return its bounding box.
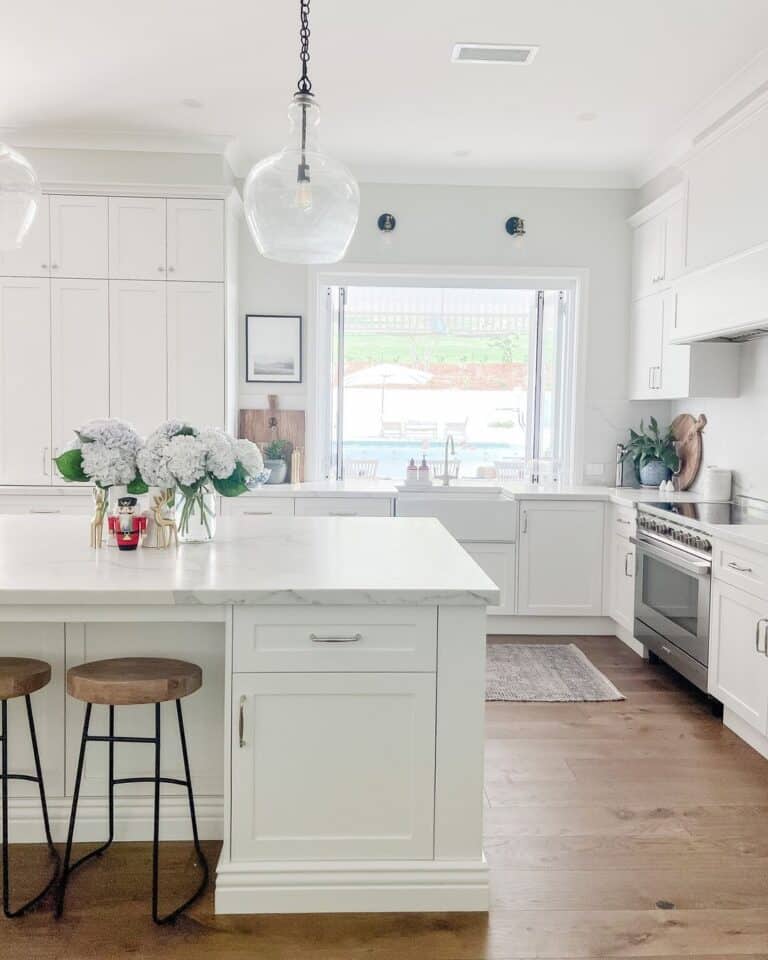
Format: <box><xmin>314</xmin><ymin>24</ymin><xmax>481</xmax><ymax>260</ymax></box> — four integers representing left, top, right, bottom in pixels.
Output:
<box><xmin>107</xmin><ymin>496</ymin><xmax>148</xmax><ymax>551</ymax></box>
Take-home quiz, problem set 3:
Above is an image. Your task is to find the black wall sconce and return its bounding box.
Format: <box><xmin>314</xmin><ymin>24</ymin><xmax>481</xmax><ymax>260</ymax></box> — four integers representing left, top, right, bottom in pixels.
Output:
<box><xmin>377</xmin><ymin>213</ymin><xmax>397</xmax><ymax>233</ymax></box>
<box><xmin>505</xmin><ymin>216</ymin><xmax>526</xmax><ymax>238</ymax></box>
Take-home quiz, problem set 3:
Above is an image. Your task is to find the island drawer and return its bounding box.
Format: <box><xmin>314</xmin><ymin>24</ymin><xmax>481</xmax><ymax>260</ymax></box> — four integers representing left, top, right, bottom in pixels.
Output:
<box><xmin>233</xmin><ymin>606</ymin><xmax>437</xmax><ymax>672</ymax></box>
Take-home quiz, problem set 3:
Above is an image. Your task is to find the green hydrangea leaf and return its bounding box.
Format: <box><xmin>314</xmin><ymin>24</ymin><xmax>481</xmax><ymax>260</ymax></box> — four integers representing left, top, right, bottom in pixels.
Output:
<box><xmin>127</xmin><ymin>476</ymin><xmax>149</xmax><ymax>495</ymax></box>
<box><xmin>54</xmin><ymin>448</ymin><xmax>89</xmax><ymax>483</ymax></box>
<box><xmin>211</xmin><ymin>462</ymin><xmax>249</xmax><ymax>497</ymax></box>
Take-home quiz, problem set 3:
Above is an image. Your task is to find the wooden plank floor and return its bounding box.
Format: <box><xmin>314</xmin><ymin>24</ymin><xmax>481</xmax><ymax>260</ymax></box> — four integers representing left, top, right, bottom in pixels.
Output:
<box><xmin>2</xmin><ymin>635</ymin><xmax>768</xmax><ymax>959</ymax></box>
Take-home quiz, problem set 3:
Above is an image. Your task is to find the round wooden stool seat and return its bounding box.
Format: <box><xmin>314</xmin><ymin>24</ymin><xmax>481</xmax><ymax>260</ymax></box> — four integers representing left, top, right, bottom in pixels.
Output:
<box><xmin>0</xmin><ymin>657</ymin><xmax>51</xmax><ymax>700</ymax></box>
<box><xmin>66</xmin><ymin>658</ymin><xmax>202</xmax><ymax>706</ymax></box>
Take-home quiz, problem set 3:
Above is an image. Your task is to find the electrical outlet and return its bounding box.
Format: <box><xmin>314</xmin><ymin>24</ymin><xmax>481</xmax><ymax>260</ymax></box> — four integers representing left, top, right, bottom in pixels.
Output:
<box><xmin>585</xmin><ymin>463</ymin><xmax>605</xmax><ymax>478</ymax></box>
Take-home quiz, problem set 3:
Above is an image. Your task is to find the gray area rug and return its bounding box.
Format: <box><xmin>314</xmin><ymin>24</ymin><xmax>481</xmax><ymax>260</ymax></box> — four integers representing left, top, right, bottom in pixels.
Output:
<box><xmin>486</xmin><ymin>643</ymin><xmax>625</xmax><ymax>702</ymax></box>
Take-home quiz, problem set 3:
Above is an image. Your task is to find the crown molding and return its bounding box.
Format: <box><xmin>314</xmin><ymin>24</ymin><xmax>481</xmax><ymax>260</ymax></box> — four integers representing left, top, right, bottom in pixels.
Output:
<box><xmin>39</xmin><ymin>180</ymin><xmax>238</xmax><ymax>200</ymax></box>
<box><xmin>0</xmin><ymin>126</ymin><xmax>235</xmax><ymax>157</ymax></box>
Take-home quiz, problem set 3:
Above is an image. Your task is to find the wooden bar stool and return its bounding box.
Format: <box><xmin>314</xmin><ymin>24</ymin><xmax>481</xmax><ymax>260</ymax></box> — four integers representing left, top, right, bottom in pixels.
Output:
<box><xmin>0</xmin><ymin>658</ymin><xmax>60</xmax><ymax>918</ymax></box>
<box><xmin>55</xmin><ymin>658</ymin><xmax>208</xmax><ymax>925</ymax></box>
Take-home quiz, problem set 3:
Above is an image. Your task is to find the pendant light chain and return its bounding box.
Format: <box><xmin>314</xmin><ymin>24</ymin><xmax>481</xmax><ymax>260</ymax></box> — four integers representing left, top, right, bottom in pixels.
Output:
<box><xmin>297</xmin><ymin>0</ymin><xmax>313</xmax><ymax>96</ymax></box>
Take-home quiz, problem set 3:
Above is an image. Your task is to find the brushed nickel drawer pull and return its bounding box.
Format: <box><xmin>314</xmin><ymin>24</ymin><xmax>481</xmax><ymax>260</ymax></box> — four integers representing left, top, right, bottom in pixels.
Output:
<box><xmin>244</xmin><ymin>510</ymin><xmax>273</xmax><ymax>516</ymax></box>
<box><xmin>329</xmin><ymin>511</ymin><xmax>357</xmax><ymax>516</ymax></box>
<box><xmin>30</xmin><ymin>509</ymin><xmax>61</xmax><ymax>514</ymax></box>
<box><xmin>310</xmin><ymin>633</ymin><xmax>363</xmax><ymax>643</ymax></box>
<box><xmin>755</xmin><ymin>619</ymin><xmax>768</xmax><ymax>655</ymax></box>
<box><xmin>238</xmin><ymin>695</ymin><xmax>247</xmax><ymax>748</ymax></box>
<box><xmin>727</xmin><ymin>561</ymin><xmax>753</xmax><ymax>573</ymax></box>
<box><xmin>616</xmin><ymin>518</ymin><xmax>631</xmax><ymax>525</ymax></box>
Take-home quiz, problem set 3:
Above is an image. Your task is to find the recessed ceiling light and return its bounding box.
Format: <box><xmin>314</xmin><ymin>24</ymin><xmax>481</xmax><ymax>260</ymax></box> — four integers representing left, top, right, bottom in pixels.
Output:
<box><xmin>451</xmin><ymin>43</ymin><xmax>539</xmax><ymax>65</ymax></box>
<box><xmin>577</xmin><ymin>111</ymin><xmax>597</xmax><ymax>123</ymax></box>
<box><xmin>453</xmin><ymin>149</ymin><xmax>472</xmax><ymax>158</ymax></box>
<box><xmin>181</xmin><ymin>98</ymin><xmax>203</xmax><ymax>109</ymax></box>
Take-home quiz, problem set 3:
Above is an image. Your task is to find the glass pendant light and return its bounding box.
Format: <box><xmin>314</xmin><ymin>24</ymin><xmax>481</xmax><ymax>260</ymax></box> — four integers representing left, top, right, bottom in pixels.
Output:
<box><xmin>244</xmin><ymin>0</ymin><xmax>360</xmax><ymax>264</ymax></box>
<box><xmin>0</xmin><ymin>143</ymin><xmax>41</xmax><ymax>251</ymax></box>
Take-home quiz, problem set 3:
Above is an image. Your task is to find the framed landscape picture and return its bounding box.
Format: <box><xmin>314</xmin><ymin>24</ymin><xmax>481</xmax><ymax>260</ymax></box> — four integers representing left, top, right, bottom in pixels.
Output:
<box><xmin>245</xmin><ymin>314</ymin><xmax>302</xmax><ymax>383</ymax></box>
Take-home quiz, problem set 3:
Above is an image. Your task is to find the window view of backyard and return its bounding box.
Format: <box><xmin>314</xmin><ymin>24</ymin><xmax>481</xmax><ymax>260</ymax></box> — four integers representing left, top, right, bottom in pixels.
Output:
<box><xmin>330</xmin><ymin>285</ymin><xmax>566</xmax><ymax>481</ymax></box>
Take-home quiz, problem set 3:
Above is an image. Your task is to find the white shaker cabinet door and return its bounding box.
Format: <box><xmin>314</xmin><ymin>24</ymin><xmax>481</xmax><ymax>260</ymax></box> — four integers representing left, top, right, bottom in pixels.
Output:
<box><xmin>609</xmin><ymin>534</ymin><xmax>636</xmax><ymax>633</ymax></box>
<box><xmin>51</xmin><ymin>279</ymin><xmax>109</xmax><ymax>462</ymax></box>
<box><xmin>517</xmin><ymin>500</ymin><xmax>605</xmax><ymax>616</ymax></box>
<box><xmin>709</xmin><ymin>580</ymin><xmax>768</xmax><ymax>735</ymax></box>
<box><xmin>166</xmin><ymin>199</ymin><xmax>224</xmax><ymax>282</ymax></box>
<box><xmin>109</xmin><ymin>196</ymin><xmax>166</xmax><ymax>280</ymax></box>
<box><xmin>0</xmin><ymin>277</ymin><xmax>51</xmax><ymax>485</ymax></box>
<box><xmin>629</xmin><ymin>294</ymin><xmax>664</xmax><ymax>399</ymax></box>
<box><xmin>167</xmin><ymin>281</ymin><xmax>225</xmax><ymax>427</ymax></box>
<box><xmin>109</xmin><ymin>280</ymin><xmax>167</xmax><ymax>436</ymax></box>
<box><xmin>231</xmin><ymin>672</ymin><xmax>436</xmax><ymax>861</ymax></box>
<box><xmin>0</xmin><ymin>195</ymin><xmax>51</xmax><ymax>278</ymax></box>
<box><xmin>461</xmin><ymin>542</ymin><xmax>516</xmax><ymax>615</ymax></box>
<box><xmin>49</xmin><ymin>195</ymin><xmax>108</xmax><ymax>279</ymax></box>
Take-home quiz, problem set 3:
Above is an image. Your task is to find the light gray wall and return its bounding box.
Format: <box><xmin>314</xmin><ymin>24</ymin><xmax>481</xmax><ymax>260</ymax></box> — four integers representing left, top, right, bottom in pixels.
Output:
<box><xmin>239</xmin><ymin>181</ymin><xmax>652</xmax><ymax>482</ymax></box>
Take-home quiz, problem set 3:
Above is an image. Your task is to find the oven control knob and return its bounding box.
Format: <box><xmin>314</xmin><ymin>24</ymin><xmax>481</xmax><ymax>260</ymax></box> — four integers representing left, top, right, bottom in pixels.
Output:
<box><xmin>701</xmin><ymin>538</ymin><xmax>712</xmax><ymax>552</ymax></box>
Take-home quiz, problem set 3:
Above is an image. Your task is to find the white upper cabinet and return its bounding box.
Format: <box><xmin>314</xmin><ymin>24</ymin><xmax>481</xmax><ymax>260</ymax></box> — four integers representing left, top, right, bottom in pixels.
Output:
<box><xmin>109</xmin><ymin>280</ymin><xmax>167</xmax><ymax>436</ymax></box>
<box><xmin>49</xmin><ymin>195</ymin><xmax>109</xmax><ymax>279</ymax></box>
<box><xmin>166</xmin><ymin>199</ymin><xmax>224</xmax><ymax>282</ymax></box>
<box><xmin>630</xmin><ymin>194</ymin><xmax>685</xmax><ymax>301</ymax></box>
<box><xmin>167</xmin><ymin>281</ymin><xmax>225</xmax><ymax>427</ymax></box>
<box><xmin>0</xmin><ymin>278</ymin><xmax>51</xmax><ymax>485</ymax></box>
<box><xmin>0</xmin><ymin>195</ymin><xmax>51</xmax><ymax>278</ymax></box>
<box><xmin>629</xmin><ymin>294</ymin><xmax>664</xmax><ymax>399</ymax></box>
<box><xmin>517</xmin><ymin>500</ymin><xmax>604</xmax><ymax>616</ymax></box>
<box><xmin>51</xmin><ymin>279</ymin><xmax>110</xmax><ymax>460</ymax></box>
<box><xmin>108</xmin><ymin>197</ymin><xmax>166</xmax><ymax>280</ymax></box>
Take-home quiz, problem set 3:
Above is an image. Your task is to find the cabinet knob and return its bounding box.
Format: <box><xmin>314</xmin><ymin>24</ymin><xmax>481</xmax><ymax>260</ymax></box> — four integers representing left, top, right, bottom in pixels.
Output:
<box><xmin>41</xmin><ymin>263</ymin><xmax>48</xmax><ymax>269</ymax></box>
<box><xmin>168</xmin><ymin>266</ymin><xmax>175</xmax><ymax>272</ymax></box>
<box><xmin>158</xmin><ymin>266</ymin><xmax>165</xmax><ymax>272</ymax></box>
<box><xmin>51</xmin><ymin>264</ymin><xmax>59</xmax><ymax>270</ymax></box>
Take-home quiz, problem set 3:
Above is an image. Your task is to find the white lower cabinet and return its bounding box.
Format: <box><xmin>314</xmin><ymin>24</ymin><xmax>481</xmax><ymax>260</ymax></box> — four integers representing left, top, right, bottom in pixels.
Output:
<box><xmin>517</xmin><ymin>500</ymin><xmax>604</xmax><ymax>616</ymax></box>
<box><xmin>609</xmin><ymin>533</ymin><xmax>636</xmax><ymax>632</ymax></box>
<box><xmin>461</xmin><ymin>542</ymin><xmax>516</xmax><ymax>615</ymax></box>
<box><xmin>709</xmin><ymin>579</ymin><xmax>768</xmax><ymax>736</ymax></box>
<box><xmin>294</xmin><ymin>497</ymin><xmax>393</xmax><ymax>517</ymax></box>
<box><xmin>231</xmin><ymin>671</ymin><xmax>436</xmax><ymax>861</ymax></box>
<box><xmin>220</xmin><ymin>497</ymin><xmax>295</xmax><ymax>517</ymax></box>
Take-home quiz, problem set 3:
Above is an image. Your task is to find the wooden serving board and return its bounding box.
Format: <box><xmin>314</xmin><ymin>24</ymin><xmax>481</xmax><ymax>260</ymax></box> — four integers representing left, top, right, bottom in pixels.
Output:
<box><xmin>239</xmin><ymin>396</ymin><xmax>305</xmax><ymax>483</ymax></box>
<box><xmin>670</xmin><ymin>413</ymin><xmax>707</xmax><ymax>491</ymax></box>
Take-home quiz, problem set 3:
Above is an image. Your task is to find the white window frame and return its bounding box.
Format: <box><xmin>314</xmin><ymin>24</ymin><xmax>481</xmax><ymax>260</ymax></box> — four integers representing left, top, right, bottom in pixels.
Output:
<box><xmin>305</xmin><ymin>264</ymin><xmax>589</xmax><ymax>484</ymax></box>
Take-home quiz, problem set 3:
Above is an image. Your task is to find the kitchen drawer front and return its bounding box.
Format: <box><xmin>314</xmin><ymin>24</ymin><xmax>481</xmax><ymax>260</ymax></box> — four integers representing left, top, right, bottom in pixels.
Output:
<box><xmin>713</xmin><ymin>539</ymin><xmax>768</xmax><ymax>601</ymax></box>
<box><xmin>233</xmin><ymin>606</ymin><xmax>437</xmax><ymax>672</ymax></box>
<box><xmin>612</xmin><ymin>504</ymin><xmax>636</xmax><ymax>540</ymax></box>
<box><xmin>395</xmin><ymin>497</ymin><xmax>517</xmax><ymax>542</ymax></box>
<box><xmin>0</xmin><ymin>495</ymin><xmax>93</xmax><ymax>515</ymax></box>
<box><xmin>294</xmin><ymin>497</ymin><xmax>392</xmax><ymax>517</ymax></box>
<box><xmin>220</xmin><ymin>497</ymin><xmax>295</xmax><ymax>517</ymax></box>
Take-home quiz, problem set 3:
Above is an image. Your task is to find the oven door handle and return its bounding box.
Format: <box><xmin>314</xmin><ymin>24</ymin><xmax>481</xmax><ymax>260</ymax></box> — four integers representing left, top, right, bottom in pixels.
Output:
<box><xmin>630</xmin><ymin>535</ymin><xmax>712</xmax><ymax>577</ymax></box>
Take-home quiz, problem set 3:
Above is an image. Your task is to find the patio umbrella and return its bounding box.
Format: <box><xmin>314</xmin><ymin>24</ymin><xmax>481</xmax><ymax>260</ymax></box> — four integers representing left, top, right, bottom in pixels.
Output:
<box><xmin>343</xmin><ymin>364</ymin><xmax>433</xmax><ymax>426</ymax></box>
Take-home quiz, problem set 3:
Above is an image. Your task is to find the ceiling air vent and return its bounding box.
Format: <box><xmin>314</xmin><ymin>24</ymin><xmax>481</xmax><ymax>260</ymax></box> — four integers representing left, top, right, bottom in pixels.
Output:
<box><xmin>451</xmin><ymin>43</ymin><xmax>539</xmax><ymax>65</ymax></box>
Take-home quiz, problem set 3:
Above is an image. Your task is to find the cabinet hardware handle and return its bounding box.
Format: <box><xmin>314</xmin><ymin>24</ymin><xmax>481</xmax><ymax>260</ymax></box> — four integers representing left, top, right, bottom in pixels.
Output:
<box><xmin>51</xmin><ymin>264</ymin><xmax>59</xmax><ymax>270</ymax></box>
<box><xmin>661</xmin><ymin>645</ymin><xmax>672</xmax><ymax>656</ymax></box>
<box><xmin>648</xmin><ymin>368</ymin><xmax>653</xmax><ymax>389</ymax></box>
<box><xmin>41</xmin><ymin>263</ymin><xmax>48</xmax><ymax>270</ymax></box>
<box><xmin>29</xmin><ymin>509</ymin><xmax>61</xmax><ymax>514</ymax></box>
<box><xmin>310</xmin><ymin>633</ymin><xmax>362</xmax><ymax>643</ymax></box>
<box><xmin>329</xmin><ymin>511</ymin><xmax>357</xmax><ymax>516</ymax></box>
<box><xmin>168</xmin><ymin>266</ymin><xmax>175</xmax><ymax>272</ymax></box>
<box><xmin>625</xmin><ymin>552</ymin><xmax>633</xmax><ymax>577</ymax></box>
<box><xmin>522</xmin><ymin>510</ymin><xmax>528</xmax><ymax>534</ymax></box>
<box><xmin>42</xmin><ymin>447</ymin><xmax>49</xmax><ymax>476</ymax></box>
<box><xmin>727</xmin><ymin>561</ymin><xmax>753</xmax><ymax>573</ymax></box>
<box><xmin>244</xmin><ymin>510</ymin><xmax>273</xmax><ymax>516</ymax></box>
<box><xmin>238</xmin><ymin>695</ymin><xmax>247</xmax><ymax>748</ymax></box>
<box><xmin>617</xmin><ymin>518</ymin><xmax>631</xmax><ymax>525</ymax></box>
<box><xmin>157</xmin><ymin>266</ymin><xmax>165</xmax><ymax>272</ymax></box>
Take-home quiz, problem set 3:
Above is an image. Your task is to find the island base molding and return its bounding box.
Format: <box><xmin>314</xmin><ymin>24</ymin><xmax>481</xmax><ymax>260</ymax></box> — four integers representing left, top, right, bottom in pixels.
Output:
<box><xmin>214</xmin><ymin>857</ymin><xmax>490</xmax><ymax>914</ymax></box>
<box><xmin>6</xmin><ymin>794</ymin><xmax>224</xmax><ymax>843</ymax></box>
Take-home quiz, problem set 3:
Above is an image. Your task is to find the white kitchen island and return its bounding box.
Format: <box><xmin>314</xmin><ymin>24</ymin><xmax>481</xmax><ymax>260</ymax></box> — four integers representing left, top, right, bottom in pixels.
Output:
<box><xmin>0</xmin><ymin>514</ymin><xmax>497</xmax><ymax>914</ymax></box>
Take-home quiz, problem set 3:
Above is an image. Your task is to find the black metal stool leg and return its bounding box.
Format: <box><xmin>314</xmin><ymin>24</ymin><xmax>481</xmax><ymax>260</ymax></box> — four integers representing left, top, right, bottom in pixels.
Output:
<box><xmin>55</xmin><ymin>702</ymin><xmax>92</xmax><ymax>919</ymax></box>
<box><xmin>1</xmin><ymin>696</ymin><xmax>61</xmax><ymax>918</ymax></box>
<box><xmin>152</xmin><ymin>699</ymin><xmax>208</xmax><ymax>925</ymax></box>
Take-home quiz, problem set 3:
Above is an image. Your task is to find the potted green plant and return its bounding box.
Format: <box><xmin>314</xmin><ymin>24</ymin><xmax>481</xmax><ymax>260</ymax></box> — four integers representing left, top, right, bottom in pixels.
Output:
<box><xmin>263</xmin><ymin>439</ymin><xmax>289</xmax><ymax>484</ymax></box>
<box><xmin>623</xmin><ymin>417</ymin><xmax>680</xmax><ymax>487</ymax></box>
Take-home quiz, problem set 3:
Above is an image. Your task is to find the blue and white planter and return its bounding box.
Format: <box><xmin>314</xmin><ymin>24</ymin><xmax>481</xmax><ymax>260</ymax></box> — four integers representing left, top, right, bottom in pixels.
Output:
<box><xmin>639</xmin><ymin>459</ymin><xmax>671</xmax><ymax>488</ymax></box>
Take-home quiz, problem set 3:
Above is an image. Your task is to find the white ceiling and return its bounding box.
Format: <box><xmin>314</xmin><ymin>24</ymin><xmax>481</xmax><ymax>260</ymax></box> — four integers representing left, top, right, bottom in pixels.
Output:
<box><xmin>2</xmin><ymin>0</ymin><xmax>768</xmax><ymax>186</ymax></box>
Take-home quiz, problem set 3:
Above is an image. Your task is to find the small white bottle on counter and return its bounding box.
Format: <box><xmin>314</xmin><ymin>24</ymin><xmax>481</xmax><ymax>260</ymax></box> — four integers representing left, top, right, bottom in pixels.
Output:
<box><xmin>406</xmin><ymin>458</ymin><xmax>418</xmax><ymax>484</ymax></box>
<box><xmin>418</xmin><ymin>456</ymin><xmax>431</xmax><ymax>484</ymax></box>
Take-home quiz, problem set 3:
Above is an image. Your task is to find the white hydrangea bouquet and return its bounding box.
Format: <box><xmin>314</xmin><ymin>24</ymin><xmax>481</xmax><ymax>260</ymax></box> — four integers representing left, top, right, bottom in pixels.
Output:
<box><xmin>54</xmin><ymin>419</ymin><xmax>146</xmax><ymax>546</ymax></box>
<box><xmin>137</xmin><ymin>420</ymin><xmax>263</xmax><ymax>541</ymax></box>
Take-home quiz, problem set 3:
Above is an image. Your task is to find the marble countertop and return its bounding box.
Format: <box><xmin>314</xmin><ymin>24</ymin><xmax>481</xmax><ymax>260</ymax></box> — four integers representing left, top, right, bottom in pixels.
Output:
<box><xmin>0</xmin><ymin>515</ymin><xmax>499</xmax><ymax>607</ymax></box>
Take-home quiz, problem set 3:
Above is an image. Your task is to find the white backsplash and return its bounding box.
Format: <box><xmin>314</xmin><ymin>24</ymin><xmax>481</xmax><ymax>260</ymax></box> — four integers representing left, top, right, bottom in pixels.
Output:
<box><xmin>670</xmin><ymin>336</ymin><xmax>768</xmax><ymax>500</ymax></box>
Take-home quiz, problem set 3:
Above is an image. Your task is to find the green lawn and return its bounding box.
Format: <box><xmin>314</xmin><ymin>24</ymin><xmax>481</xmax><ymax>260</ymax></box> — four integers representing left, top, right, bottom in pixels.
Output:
<box><xmin>343</xmin><ymin>333</ymin><xmax>530</xmax><ymax>365</ymax></box>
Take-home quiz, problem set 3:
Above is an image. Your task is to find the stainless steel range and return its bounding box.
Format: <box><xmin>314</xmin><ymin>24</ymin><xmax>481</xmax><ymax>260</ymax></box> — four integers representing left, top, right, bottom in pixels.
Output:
<box><xmin>631</xmin><ymin>497</ymin><xmax>768</xmax><ymax>695</ymax></box>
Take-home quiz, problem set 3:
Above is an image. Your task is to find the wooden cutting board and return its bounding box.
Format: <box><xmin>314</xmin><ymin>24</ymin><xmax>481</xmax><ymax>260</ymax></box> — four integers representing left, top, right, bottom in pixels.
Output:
<box><xmin>239</xmin><ymin>396</ymin><xmax>305</xmax><ymax>483</ymax></box>
<box><xmin>670</xmin><ymin>413</ymin><xmax>707</xmax><ymax>491</ymax></box>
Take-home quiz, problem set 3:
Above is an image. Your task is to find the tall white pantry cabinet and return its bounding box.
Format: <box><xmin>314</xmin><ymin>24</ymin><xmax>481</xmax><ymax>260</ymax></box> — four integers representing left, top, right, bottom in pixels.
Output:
<box><xmin>0</xmin><ymin>189</ymin><xmax>237</xmax><ymax>486</ymax></box>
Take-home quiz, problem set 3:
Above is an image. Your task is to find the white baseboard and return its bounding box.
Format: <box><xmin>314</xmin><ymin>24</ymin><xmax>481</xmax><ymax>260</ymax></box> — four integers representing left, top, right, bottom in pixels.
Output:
<box><xmin>487</xmin><ymin>615</ymin><xmax>618</xmax><ymax>636</ymax></box>
<box><xmin>5</xmin><ymin>794</ymin><xmax>223</xmax><ymax>843</ymax></box>
<box><xmin>723</xmin><ymin>708</ymin><xmax>768</xmax><ymax>760</ymax></box>
<box><xmin>215</xmin><ymin>856</ymin><xmax>489</xmax><ymax>914</ymax></box>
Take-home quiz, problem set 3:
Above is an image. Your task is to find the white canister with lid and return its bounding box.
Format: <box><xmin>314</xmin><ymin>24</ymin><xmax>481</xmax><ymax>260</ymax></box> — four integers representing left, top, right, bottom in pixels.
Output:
<box><xmin>696</xmin><ymin>466</ymin><xmax>732</xmax><ymax>501</ymax></box>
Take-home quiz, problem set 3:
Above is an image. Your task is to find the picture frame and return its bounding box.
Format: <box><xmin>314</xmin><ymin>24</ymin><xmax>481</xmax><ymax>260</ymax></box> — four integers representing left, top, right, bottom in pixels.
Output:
<box><xmin>245</xmin><ymin>314</ymin><xmax>303</xmax><ymax>384</ymax></box>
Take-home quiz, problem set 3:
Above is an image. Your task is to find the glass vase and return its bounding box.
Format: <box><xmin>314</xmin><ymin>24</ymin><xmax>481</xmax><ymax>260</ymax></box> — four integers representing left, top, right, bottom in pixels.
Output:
<box><xmin>176</xmin><ymin>486</ymin><xmax>217</xmax><ymax>543</ymax></box>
